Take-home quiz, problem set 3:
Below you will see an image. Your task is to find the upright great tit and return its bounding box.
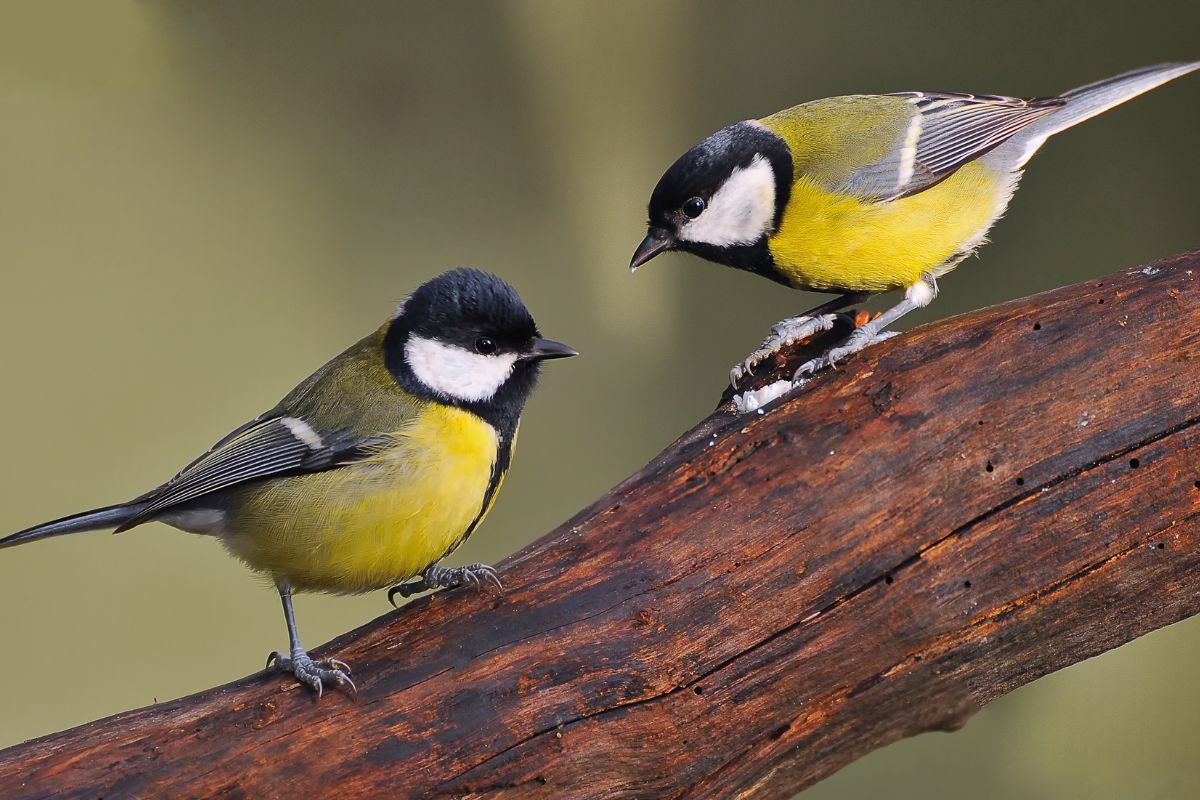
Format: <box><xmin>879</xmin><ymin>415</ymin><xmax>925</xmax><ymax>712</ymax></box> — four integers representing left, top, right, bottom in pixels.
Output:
<box><xmin>631</xmin><ymin>62</ymin><xmax>1199</xmax><ymax>396</ymax></box>
<box><xmin>1</xmin><ymin>269</ymin><xmax>576</xmax><ymax>697</ymax></box>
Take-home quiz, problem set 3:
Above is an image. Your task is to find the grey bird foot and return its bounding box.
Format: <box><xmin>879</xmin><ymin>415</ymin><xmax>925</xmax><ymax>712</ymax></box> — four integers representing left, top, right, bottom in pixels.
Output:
<box><xmin>730</xmin><ymin>314</ymin><xmax>840</xmax><ymax>387</ymax></box>
<box><xmin>792</xmin><ymin>329</ymin><xmax>900</xmax><ymax>382</ymax></box>
<box><xmin>388</xmin><ymin>562</ymin><xmax>503</xmax><ymax>606</ymax></box>
<box><xmin>266</xmin><ymin>649</ymin><xmax>356</xmax><ymax>699</ymax></box>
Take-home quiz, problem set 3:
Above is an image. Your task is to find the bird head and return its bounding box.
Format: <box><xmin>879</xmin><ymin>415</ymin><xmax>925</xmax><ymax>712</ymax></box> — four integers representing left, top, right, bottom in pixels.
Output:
<box><xmin>385</xmin><ymin>269</ymin><xmax>576</xmax><ymax>428</ymax></box>
<box><xmin>631</xmin><ymin>121</ymin><xmax>792</xmax><ymax>274</ymax></box>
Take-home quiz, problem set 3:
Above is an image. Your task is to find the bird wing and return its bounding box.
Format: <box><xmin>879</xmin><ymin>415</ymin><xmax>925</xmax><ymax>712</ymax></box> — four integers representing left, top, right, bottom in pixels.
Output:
<box><xmin>117</xmin><ymin>414</ymin><xmax>393</xmax><ymax>530</ymax></box>
<box><xmin>839</xmin><ymin>92</ymin><xmax>1065</xmax><ymax>202</ymax></box>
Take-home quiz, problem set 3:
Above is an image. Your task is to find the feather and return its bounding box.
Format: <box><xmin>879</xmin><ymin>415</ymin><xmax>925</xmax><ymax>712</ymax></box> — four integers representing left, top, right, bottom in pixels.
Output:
<box><xmin>851</xmin><ymin>92</ymin><xmax>1064</xmax><ymax>201</ymax></box>
<box><xmin>117</xmin><ymin>416</ymin><xmax>388</xmax><ymax>530</ymax></box>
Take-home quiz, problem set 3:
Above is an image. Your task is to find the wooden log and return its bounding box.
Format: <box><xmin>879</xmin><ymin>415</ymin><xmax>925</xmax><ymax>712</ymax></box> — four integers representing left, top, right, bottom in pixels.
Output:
<box><xmin>2</xmin><ymin>251</ymin><xmax>1199</xmax><ymax>800</ymax></box>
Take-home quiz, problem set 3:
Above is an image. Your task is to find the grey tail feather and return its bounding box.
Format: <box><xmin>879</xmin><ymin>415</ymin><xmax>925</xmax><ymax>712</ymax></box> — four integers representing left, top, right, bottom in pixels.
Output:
<box><xmin>993</xmin><ymin>61</ymin><xmax>1200</xmax><ymax>166</ymax></box>
<box><xmin>0</xmin><ymin>502</ymin><xmax>148</xmax><ymax>549</ymax></box>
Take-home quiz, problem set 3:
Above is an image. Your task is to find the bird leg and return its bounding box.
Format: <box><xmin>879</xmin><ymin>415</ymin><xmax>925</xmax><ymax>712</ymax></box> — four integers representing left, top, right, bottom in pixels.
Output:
<box><xmin>266</xmin><ymin>581</ymin><xmax>356</xmax><ymax>699</ymax></box>
<box><xmin>730</xmin><ymin>292</ymin><xmax>868</xmax><ymax>387</ymax></box>
<box><xmin>793</xmin><ymin>277</ymin><xmax>936</xmax><ymax>382</ymax></box>
<box><xmin>388</xmin><ymin>562</ymin><xmax>503</xmax><ymax>605</ymax></box>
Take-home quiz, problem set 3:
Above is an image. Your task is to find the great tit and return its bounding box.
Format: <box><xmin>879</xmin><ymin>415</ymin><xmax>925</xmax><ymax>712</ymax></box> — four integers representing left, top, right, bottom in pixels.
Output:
<box><xmin>1</xmin><ymin>269</ymin><xmax>576</xmax><ymax>697</ymax></box>
<box><xmin>631</xmin><ymin>62</ymin><xmax>1199</xmax><ymax>394</ymax></box>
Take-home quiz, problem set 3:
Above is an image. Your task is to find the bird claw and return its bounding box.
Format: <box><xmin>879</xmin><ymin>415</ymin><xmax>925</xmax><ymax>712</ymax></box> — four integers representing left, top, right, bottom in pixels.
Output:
<box><xmin>729</xmin><ymin>362</ymin><xmax>754</xmax><ymax>388</ymax></box>
<box><xmin>388</xmin><ymin>563</ymin><xmax>503</xmax><ymax>606</ymax></box>
<box><xmin>478</xmin><ymin>565</ymin><xmax>504</xmax><ymax>591</ymax></box>
<box><xmin>730</xmin><ymin>314</ymin><xmax>839</xmax><ymax>387</ymax></box>
<box><xmin>267</xmin><ymin>649</ymin><xmax>356</xmax><ymax>699</ymax></box>
<box><xmin>792</xmin><ymin>329</ymin><xmax>899</xmax><ymax>383</ymax></box>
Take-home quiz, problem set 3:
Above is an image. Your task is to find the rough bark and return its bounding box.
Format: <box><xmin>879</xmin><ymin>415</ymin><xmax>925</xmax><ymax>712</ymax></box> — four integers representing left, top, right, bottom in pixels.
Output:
<box><xmin>2</xmin><ymin>251</ymin><xmax>1199</xmax><ymax>800</ymax></box>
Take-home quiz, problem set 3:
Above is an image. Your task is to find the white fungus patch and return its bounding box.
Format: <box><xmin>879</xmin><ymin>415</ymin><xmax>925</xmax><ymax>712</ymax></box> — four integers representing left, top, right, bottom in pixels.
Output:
<box><xmin>733</xmin><ymin>380</ymin><xmax>792</xmax><ymax>414</ymax></box>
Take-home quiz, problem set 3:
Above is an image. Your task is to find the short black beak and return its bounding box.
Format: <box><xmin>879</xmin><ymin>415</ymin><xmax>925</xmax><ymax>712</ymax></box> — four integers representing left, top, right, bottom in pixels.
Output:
<box><xmin>525</xmin><ymin>338</ymin><xmax>579</xmax><ymax>361</ymax></box>
<box><xmin>629</xmin><ymin>228</ymin><xmax>675</xmax><ymax>272</ymax></box>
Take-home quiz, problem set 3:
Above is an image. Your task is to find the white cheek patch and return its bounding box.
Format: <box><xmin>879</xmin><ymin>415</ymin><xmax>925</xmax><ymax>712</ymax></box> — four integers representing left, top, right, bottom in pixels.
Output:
<box><xmin>404</xmin><ymin>335</ymin><xmax>518</xmax><ymax>403</ymax></box>
<box><xmin>678</xmin><ymin>154</ymin><xmax>776</xmax><ymax>247</ymax></box>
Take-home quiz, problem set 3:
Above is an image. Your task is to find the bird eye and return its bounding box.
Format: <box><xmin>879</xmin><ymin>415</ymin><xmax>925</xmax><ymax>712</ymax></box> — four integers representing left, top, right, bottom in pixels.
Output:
<box><xmin>474</xmin><ymin>337</ymin><xmax>498</xmax><ymax>355</ymax></box>
<box><xmin>682</xmin><ymin>197</ymin><xmax>706</xmax><ymax>219</ymax></box>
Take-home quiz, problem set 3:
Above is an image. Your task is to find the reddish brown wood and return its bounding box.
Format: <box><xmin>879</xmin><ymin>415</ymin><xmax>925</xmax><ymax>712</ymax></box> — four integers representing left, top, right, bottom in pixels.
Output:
<box><xmin>2</xmin><ymin>252</ymin><xmax>1199</xmax><ymax>800</ymax></box>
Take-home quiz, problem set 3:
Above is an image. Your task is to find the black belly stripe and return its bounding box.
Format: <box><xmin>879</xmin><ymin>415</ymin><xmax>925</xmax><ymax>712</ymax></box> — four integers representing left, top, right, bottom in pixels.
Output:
<box><xmin>430</xmin><ymin>430</ymin><xmax>515</xmax><ymax>565</ymax></box>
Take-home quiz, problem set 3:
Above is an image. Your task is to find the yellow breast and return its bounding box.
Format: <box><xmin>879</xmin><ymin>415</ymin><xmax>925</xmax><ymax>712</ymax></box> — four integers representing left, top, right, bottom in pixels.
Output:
<box><xmin>224</xmin><ymin>405</ymin><xmax>502</xmax><ymax>594</ymax></box>
<box><xmin>768</xmin><ymin>161</ymin><xmax>1011</xmax><ymax>292</ymax></box>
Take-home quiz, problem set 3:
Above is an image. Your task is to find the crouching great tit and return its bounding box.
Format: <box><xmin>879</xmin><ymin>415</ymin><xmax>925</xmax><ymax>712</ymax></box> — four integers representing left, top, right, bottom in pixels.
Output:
<box><xmin>631</xmin><ymin>62</ymin><xmax>1199</xmax><ymax>399</ymax></box>
<box><xmin>1</xmin><ymin>269</ymin><xmax>576</xmax><ymax>696</ymax></box>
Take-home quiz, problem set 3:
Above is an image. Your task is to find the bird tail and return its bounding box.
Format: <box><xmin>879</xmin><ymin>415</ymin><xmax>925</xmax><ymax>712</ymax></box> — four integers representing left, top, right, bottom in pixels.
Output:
<box><xmin>998</xmin><ymin>61</ymin><xmax>1200</xmax><ymax>167</ymax></box>
<box><xmin>0</xmin><ymin>502</ymin><xmax>147</xmax><ymax>549</ymax></box>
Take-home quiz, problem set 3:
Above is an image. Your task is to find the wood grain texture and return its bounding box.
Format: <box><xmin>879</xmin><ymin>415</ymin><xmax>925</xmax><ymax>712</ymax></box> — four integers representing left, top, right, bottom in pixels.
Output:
<box><xmin>2</xmin><ymin>251</ymin><xmax>1199</xmax><ymax>800</ymax></box>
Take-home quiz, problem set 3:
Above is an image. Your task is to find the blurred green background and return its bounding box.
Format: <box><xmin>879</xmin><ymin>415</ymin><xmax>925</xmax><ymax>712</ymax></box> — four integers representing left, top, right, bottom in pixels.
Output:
<box><xmin>2</xmin><ymin>1</ymin><xmax>1199</xmax><ymax>797</ymax></box>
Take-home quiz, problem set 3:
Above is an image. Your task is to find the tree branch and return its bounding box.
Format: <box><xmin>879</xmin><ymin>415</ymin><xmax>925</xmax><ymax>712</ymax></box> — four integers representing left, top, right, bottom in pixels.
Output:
<box><xmin>3</xmin><ymin>251</ymin><xmax>1199</xmax><ymax>800</ymax></box>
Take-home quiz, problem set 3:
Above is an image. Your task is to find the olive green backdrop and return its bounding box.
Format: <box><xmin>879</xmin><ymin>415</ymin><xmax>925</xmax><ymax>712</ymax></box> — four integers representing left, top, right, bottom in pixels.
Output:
<box><xmin>2</xmin><ymin>2</ymin><xmax>1199</xmax><ymax>797</ymax></box>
